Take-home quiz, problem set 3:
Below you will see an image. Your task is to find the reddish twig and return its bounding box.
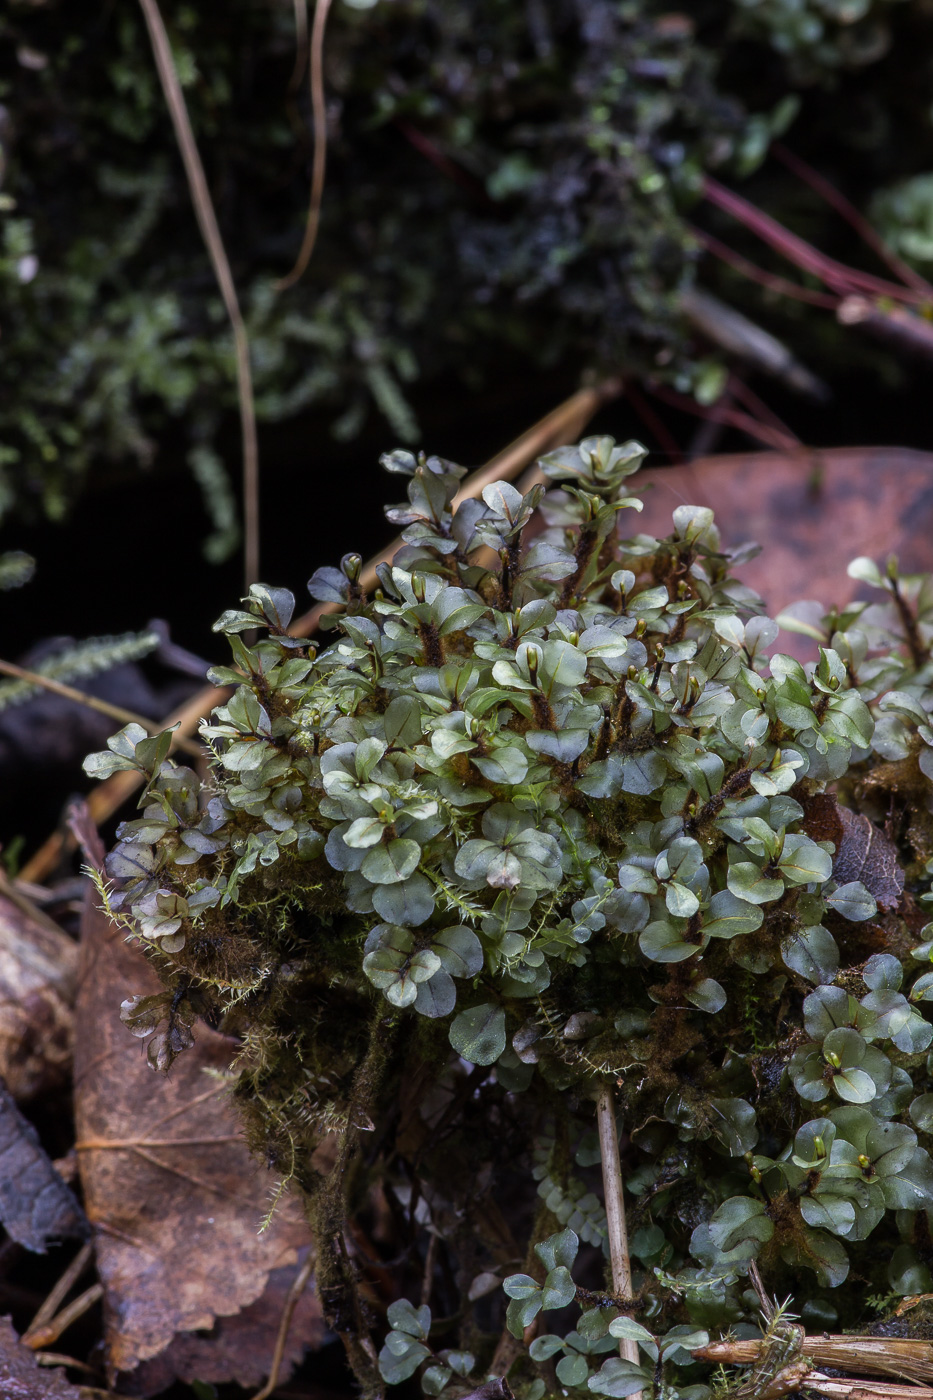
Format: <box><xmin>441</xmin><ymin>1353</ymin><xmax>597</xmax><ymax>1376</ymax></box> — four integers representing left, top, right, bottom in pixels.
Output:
<box><xmin>645</xmin><ymin>380</ymin><xmax>803</xmax><ymax>455</ymax></box>
<box><xmin>773</xmin><ymin>143</ymin><xmax>933</xmax><ymax>300</ymax></box>
<box><xmin>703</xmin><ymin>175</ymin><xmax>920</xmax><ymax>306</ymax></box>
<box><xmin>623</xmin><ymin>379</ymin><xmax>684</xmax><ymax>464</ymax></box>
<box><xmin>726</xmin><ymin>374</ymin><xmax>802</xmax><ymax>446</ymax></box>
<box><xmin>394</xmin><ymin>119</ymin><xmax>492</xmax><ymax>203</ymax></box>
<box><xmin>838</xmin><ymin>295</ymin><xmax>933</xmax><ymax>364</ymax></box>
<box><xmin>690</xmin><ymin>225</ymin><xmax>839</xmax><ymax>310</ymax></box>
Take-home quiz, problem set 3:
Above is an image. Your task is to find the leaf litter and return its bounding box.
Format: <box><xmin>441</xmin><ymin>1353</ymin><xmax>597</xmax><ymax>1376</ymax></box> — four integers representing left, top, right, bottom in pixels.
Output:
<box><xmin>70</xmin><ymin>802</ymin><xmax>326</xmax><ymax>1387</ymax></box>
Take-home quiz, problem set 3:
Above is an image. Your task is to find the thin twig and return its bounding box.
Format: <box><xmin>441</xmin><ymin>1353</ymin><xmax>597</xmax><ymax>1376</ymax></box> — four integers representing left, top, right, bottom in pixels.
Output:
<box><xmin>727</xmin><ymin>375</ymin><xmax>802</xmax><ymax>447</ymax></box>
<box><xmin>22</xmin><ymin>1242</ymin><xmax>94</xmax><ymax>1345</ymax></box>
<box><xmin>595</xmin><ymin>1084</ymin><xmax>641</xmax><ymax>1400</ymax></box>
<box><xmin>273</xmin><ymin>378</ymin><xmax>621</xmax><ymax>640</ymax></box>
<box><xmin>18</xmin><ymin>379</ymin><xmax>620</xmax><ymax>886</ymax></box>
<box><xmin>695</xmin><ymin>1333</ymin><xmax>933</xmax><ymax>1386</ymax></box>
<box><xmin>276</xmin><ymin>0</ymin><xmax>333</xmax><ymax>289</ymax></box>
<box><xmin>746</xmin><ymin>1260</ymin><xmax>773</xmax><ymax>1321</ymax></box>
<box><xmin>0</xmin><ymin>658</ymin><xmax>203</xmax><ymax>759</ymax></box>
<box><xmin>420</xmin><ymin>1231</ymin><xmax>438</xmax><ymax>1308</ymax></box>
<box><xmin>703</xmin><ymin>175</ymin><xmax>921</xmax><ymax>305</ymax></box>
<box><xmin>22</xmin><ymin>1283</ymin><xmax>104</xmax><ymax>1351</ymax></box>
<box><xmin>287</xmin><ymin>0</ymin><xmax>309</xmax><ymax>92</ymax></box>
<box><xmin>137</xmin><ymin>0</ymin><xmax>260</xmax><ymax>589</ymax></box>
<box><xmin>33</xmin><ymin>1353</ymin><xmax>100</xmax><ymax>1377</ymax></box>
<box><xmin>645</xmin><ymin>380</ymin><xmax>803</xmax><ymax>455</ymax></box>
<box><xmin>679</xmin><ymin>285</ymin><xmax>827</xmax><ymax>399</ymax></box>
<box><xmin>0</xmin><ymin>865</ymin><xmax>78</xmax><ymax>939</ymax></box>
<box><xmin>249</xmin><ymin>1250</ymin><xmax>315</xmax><ymax>1400</ymax></box>
<box><xmin>624</xmin><ymin>379</ymin><xmax>684</xmax><ymax>465</ymax></box>
<box><xmin>838</xmin><ymin>294</ymin><xmax>933</xmax><ymax>364</ymax></box>
<box><xmin>773</xmin><ymin>143</ymin><xmax>933</xmax><ymax>300</ymax></box>
<box><xmin>805</xmin><ymin>1379</ymin><xmax>933</xmax><ymax>1399</ymax></box>
<box><xmin>690</xmin><ymin>224</ymin><xmax>839</xmax><ymax>309</ymax></box>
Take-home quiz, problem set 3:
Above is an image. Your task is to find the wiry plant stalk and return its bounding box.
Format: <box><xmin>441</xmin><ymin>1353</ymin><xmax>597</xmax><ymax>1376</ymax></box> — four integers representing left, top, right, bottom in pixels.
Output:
<box><xmin>595</xmin><ymin>1084</ymin><xmax>641</xmax><ymax>1400</ymax></box>
<box><xmin>0</xmin><ymin>657</ymin><xmax>203</xmax><ymax>759</ymax></box>
<box><xmin>137</xmin><ymin>0</ymin><xmax>259</xmax><ymax>590</ymax></box>
<box><xmin>276</xmin><ymin>0</ymin><xmax>334</xmax><ymax>290</ymax></box>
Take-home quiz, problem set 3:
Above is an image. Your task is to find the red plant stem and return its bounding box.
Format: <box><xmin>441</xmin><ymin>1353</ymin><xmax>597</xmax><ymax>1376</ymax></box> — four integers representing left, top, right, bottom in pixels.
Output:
<box><xmin>772</xmin><ymin>144</ymin><xmax>933</xmax><ymax>300</ymax></box>
<box><xmin>624</xmin><ymin>379</ymin><xmax>684</xmax><ymax>464</ymax></box>
<box><xmin>645</xmin><ymin>380</ymin><xmax>802</xmax><ymax>455</ymax></box>
<box><xmin>690</xmin><ymin>225</ymin><xmax>839</xmax><ymax>310</ymax></box>
<box><xmin>702</xmin><ymin>176</ymin><xmax>921</xmax><ymax>305</ymax></box>
<box><xmin>726</xmin><ymin>374</ymin><xmax>802</xmax><ymax>445</ymax></box>
<box><xmin>394</xmin><ymin>119</ymin><xmax>492</xmax><ymax>203</ymax></box>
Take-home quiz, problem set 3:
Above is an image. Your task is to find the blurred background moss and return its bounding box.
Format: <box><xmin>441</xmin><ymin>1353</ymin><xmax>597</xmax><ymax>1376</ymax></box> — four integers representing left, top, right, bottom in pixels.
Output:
<box><xmin>3</xmin><ymin>0</ymin><xmax>933</xmax><ymax>547</ymax></box>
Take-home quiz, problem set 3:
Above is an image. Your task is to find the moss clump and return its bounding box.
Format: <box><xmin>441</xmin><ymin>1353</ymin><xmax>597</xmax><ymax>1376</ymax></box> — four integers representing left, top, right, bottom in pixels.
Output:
<box><xmin>89</xmin><ymin>439</ymin><xmax>933</xmax><ymax>1397</ymax></box>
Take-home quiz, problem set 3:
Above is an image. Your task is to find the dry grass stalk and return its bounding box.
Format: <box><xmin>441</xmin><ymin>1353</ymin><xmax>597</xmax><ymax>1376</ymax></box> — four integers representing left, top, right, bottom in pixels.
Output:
<box><xmin>136</xmin><ymin>0</ymin><xmax>260</xmax><ymax>590</ymax></box>
<box><xmin>0</xmin><ymin>657</ymin><xmax>204</xmax><ymax>760</ymax></box>
<box><xmin>275</xmin><ymin>0</ymin><xmax>334</xmax><ymax>290</ymax></box>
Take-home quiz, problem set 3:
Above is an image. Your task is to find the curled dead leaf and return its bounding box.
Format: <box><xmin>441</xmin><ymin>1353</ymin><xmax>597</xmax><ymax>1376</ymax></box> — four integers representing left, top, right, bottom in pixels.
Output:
<box><xmin>72</xmin><ymin>810</ymin><xmax>324</xmax><ymax>1385</ymax></box>
<box><xmin>833</xmin><ymin>806</ymin><xmax>905</xmax><ymax>911</ymax></box>
<box><xmin>0</xmin><ymin>1079</ymin><xmax>87</xmax><ymax>1253</ymax></box>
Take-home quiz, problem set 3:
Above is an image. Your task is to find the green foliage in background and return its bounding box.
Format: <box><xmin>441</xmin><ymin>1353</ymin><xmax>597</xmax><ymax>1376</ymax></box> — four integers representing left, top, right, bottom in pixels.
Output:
<box><xmin>88</xmin><ymin>437</ymin><xmax>933</xmax><ymax>1396</ymax></box>
<box><xmin>1</xmin><ymin>0</ymin><xmax>927</xmax><ymax>539</ymax></box>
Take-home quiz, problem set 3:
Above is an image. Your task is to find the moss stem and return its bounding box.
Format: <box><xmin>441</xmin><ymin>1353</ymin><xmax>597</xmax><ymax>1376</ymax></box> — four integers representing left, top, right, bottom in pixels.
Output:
<box><xmin>305</xmin><ymin>1005</ymin><xmax>400</xmax><ymax>1397</ymax></box>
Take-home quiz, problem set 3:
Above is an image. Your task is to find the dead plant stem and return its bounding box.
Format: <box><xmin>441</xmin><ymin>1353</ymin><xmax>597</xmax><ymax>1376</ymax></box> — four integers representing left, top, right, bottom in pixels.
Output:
<box><xmin>137</xmin><ymin>0</ymin><xmax>260</xmax><ymax>590</ymax></box>
<box><xmin>288</xmin><ymin>0</ymin><xmax>309</xmax><ymax>91</ymax></box>
<box><xmin>595</xmin><ymin>1084</ymin><xmax>641</xmax><ymax>1398</ymax></box>
<box><xmin>276</xmin><ymin>0</ymin><xmax>334</xmax><ymax>289</ymax></box>
<box><xmin>0</xmin><ymin>658</ymin><xmax>203</xmax><ymax>759</ymax></box>
<box><xmin>23</xmin><ymin>1283</ymin><xmax>104</xmax><ymax>1351</ymax></box>
<box><xmin>249</xmin><ymin>1250</ymin><xmax>316</xmax><ymax>1400</ymax></box>
<box><xmin>22</xmin><ymin>1242</ymin><xmax>93</xmax><ymax>1345</ymax></box>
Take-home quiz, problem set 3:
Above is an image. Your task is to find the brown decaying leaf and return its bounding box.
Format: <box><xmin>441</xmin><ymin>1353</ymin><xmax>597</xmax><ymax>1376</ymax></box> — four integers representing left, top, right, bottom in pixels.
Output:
<box><xmin>460</xmin><ymin>1381</ymin><xmax>515</xmax><ymax>1400</ymax></box>
<box><xmin>0</xmin><ymin>1317</ymin><xmax>85</xmax><ymax>1399</ymax></box>
<box><xmin>833</xmin><ymin>805</ymin><xmax>905</xmax><ymax>910</ymax></box>
<box><xmin>0</xmin><ymin>1079</ymin><xmax>87</xmax><ymax>1253</ymax></box>
<box><xmin>0</xmin><ymin>893</ymin><xmax>76</xmax><ymax>1102</ymax></box>
<box><xmin>802</xmin><ymin>793</ymin><xmax>905</xmax><ymax>911</ymax></box>
<box><xmin>124</xmin><ymin>1254</ymin><xmax>326</xmax><ymax>1396</ymax></box>
<box><xmin>634</xmin><ymin>446</ymin><xmax>933</xmax><ymax>659</ymax></box>
<box><xmin>73</xmin><ymin>857</ymin><xmax>323</xmax><ymax>1382</ymax></box>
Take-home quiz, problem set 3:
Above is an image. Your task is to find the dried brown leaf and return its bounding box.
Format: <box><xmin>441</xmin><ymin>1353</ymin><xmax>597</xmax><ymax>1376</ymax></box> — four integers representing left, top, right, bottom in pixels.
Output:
<box><xmin>0</xmin><ymin>893</ymin><xmax>76</xmax><ymax>1102</ymax></box>
<box><xmin>635</xmin><ymin>446</ymin><xmax>933</xmax><ymax>659</ymax></box>
<box><xmin>0</xmin><ymin>1080</ymin><xmax>87</xmax><ymax>1252</ymax></box>
<box><xmin>801</xmin><ymin>794</ymin><xmax>905</xmax><ymax>911</ymax></box>
<box><xmin>73</xmin><ymin>869</ymin><xmax>322</xmax><ymax>1382</ymax></box>
<box><xmin>124</xmin><ymin>1254</ymin><xmax>326</xmax><ymax>1397</ymax></box>
<box><xmin>0</xmin><ymin>1317</ymin><xmax>85</xmax><ymax>1399</ymax></box>
<box><xmin>833</xmin><ymin>806</ymin><xmax>905</xmax><ymax>911</ymax></box>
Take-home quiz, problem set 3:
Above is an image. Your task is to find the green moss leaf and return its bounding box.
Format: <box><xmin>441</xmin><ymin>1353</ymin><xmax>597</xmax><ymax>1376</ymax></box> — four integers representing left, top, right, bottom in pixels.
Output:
<box><xmin>449</xmin><ymin>1003</ymin><xmax>506</xmax><ymax>1065</ymax></box>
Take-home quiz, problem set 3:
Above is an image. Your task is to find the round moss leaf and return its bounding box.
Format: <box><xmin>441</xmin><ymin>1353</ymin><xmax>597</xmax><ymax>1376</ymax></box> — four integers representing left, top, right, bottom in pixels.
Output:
<box><xmin>449</xmin><ymin>1003</ymin><xmax>507</xmax><ymax>1065</ymax></box>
